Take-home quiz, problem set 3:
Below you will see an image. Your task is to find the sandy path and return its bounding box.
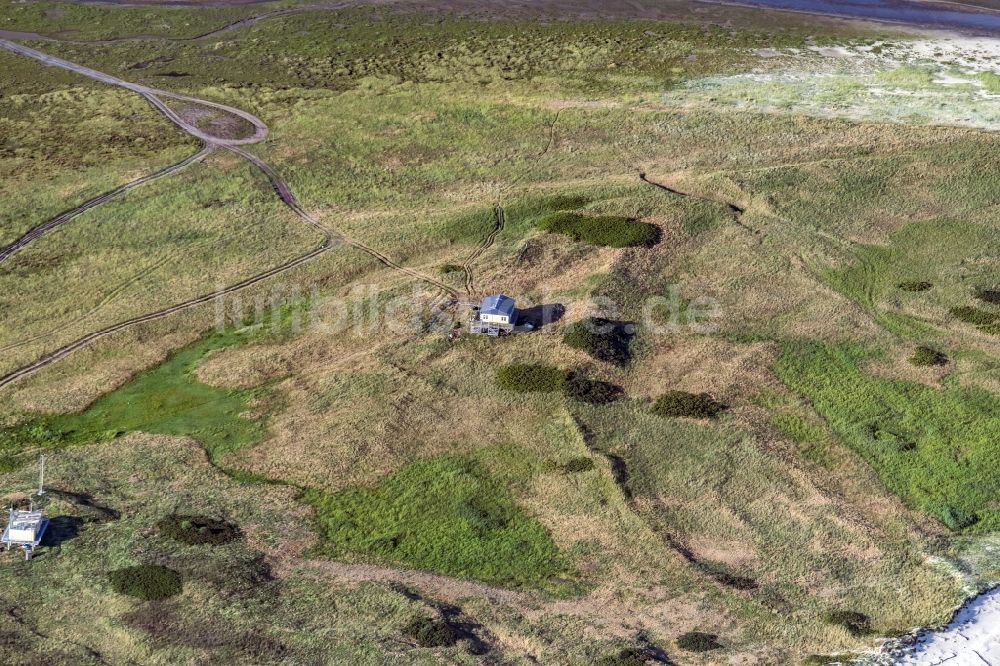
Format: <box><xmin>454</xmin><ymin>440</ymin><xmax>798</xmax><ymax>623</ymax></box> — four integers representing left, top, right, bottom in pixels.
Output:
<box><xmin>0</xmin><ymin>38</ymin><xmax>456</xmax><ymax>390</ymax></box>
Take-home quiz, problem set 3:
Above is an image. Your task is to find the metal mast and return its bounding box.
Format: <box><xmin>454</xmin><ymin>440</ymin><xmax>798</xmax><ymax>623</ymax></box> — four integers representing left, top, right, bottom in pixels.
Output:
<box><xmin>36</xmin><ymin>454</ymin><xmax>44</xmax><ymax>496</ymax></box>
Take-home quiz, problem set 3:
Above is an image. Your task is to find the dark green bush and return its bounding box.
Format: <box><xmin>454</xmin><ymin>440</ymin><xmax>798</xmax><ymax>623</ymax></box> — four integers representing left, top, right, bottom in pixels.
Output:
<box><xmin>898</xmin><ymin>280</ymin><xmax>932</xmax><ymax>292</ymax></box>
<box><xmin>561</xmin><ymin>457</ymin><xmax>595</xmax><ymax>473</ymax></box>
<box><xmin>537</xmin><ymin>212</ymin><xmax>658</xmax><ymax>248</ymax></box>
<box><xmin>652</xmin><ymin>391</ymin><xmax>725</xmax><ymax>419</ymax></box>
<box><xmin>909</xmin><ymin>346</ymin><xmax>947</xmax><ymax>367</ymax></box>
<box><xmin>403</xmin><ymin>616</ymin><xmax>457</xmax><ymax>648</ymax></box>
<box><xmin>596</xmin><ymin>647</ymin><xmax>648</xmax><ymax>666</ymax></box>
<box><xmin>563</xmin><ymin>373</ymin><xmax>624</xmax><ymax>404</ymax></box>
<box><xmin>495</xmin><ymin>364</ymin><xmax>566</xmax><ymax>392</ymax></box>
<box><xmin>438</xmin><ymin>263</ymin><xmax>464</xmax><ymax>275</ymax></box>
<box><xmin>823</xmin><ymin>610</ymin><xmax>872</xmax><ymax>637</ymax></box>
<box><xmin>108</xmin><ymin>565</ymin><xmax>182</xmax><ymax>601</ymax></box>
<box><xmin>974</xmin><ymin>287</ymin><xmax>1000</xmax><ymax>304</ymax></box>
<box><xmin>563</xmin><ymin>318</ymin><xmax>635</xmax><ymax>365</ymax></box>
<box><xmin>156</xmin><ymin>514</ymin><xmax>242</xmax><ymax>545</ymax></box>
<box><xmin>676</xmin><ymin>631</ymin><xmax>722</xmax><ymax>652</ymax></box>
<box><xmin>950</xmin><ymin>306</ymin><xmax>997</xmax><ymax>326</ymax></box>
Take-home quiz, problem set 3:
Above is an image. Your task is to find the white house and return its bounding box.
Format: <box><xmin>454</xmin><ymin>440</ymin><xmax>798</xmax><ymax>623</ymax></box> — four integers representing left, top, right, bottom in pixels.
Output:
<box><xmin>470</xmin><ymin>294</ymin><xmax>518</xmax><ymax>336</ymax></box>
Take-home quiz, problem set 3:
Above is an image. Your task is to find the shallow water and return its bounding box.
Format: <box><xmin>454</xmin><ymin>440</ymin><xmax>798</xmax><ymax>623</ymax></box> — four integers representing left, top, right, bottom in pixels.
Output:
<box><xmin>708</xmin><ymin>0</ymin><xmax>1000</xmax><ymax>34</ymax></box>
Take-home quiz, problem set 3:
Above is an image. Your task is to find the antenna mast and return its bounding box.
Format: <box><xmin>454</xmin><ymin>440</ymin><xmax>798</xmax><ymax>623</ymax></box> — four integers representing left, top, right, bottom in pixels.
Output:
<box><xmin>36</xmin><ymin>454</ymin><xmax>45</xmax><ymax>496</ymax></box>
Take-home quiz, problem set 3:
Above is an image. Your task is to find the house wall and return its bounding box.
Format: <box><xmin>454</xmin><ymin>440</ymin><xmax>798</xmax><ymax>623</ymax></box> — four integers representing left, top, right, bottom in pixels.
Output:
<box><xmin>481</xmin><ymin>314</ymin><xmax>508</xmax><ymax>323</ymax></box>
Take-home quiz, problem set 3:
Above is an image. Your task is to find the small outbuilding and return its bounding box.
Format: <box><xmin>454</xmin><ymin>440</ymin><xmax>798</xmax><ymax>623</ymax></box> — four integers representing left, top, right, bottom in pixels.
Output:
<box><xmin>2</xmin><ymin>507</ymin><xmax>48</xmax><ymax>560</ymax></box>
<box><xmin>470</xmin><ymin>294</ymin><xmax>519</xmax><ymax>336</ymax></box>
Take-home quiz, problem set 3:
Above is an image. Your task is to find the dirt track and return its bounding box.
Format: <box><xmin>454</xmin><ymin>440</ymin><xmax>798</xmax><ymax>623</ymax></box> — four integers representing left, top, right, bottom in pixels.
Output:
<box><xmin>0</xmin><ymin>38</ymin><xmax>456</xmax><ymax>391</ymax></box>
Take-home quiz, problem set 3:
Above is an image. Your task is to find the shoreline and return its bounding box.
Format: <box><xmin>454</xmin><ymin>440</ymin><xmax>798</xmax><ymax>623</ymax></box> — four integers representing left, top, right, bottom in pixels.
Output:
<box><xmin>877</xmin><ymin>584</ymin><xmax>1000</xmax><ymax>663</ymax></box>
<box><xmin>694</xmin><ymin>0</ymin><xmax>1000</xmax><ymax>36</ymax></box>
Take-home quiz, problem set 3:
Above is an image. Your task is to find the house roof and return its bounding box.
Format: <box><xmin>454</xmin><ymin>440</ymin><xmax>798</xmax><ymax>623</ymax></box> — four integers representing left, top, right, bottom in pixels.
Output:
<box><xmin>480</xmin><ymin>294</ymin><xmax>516</xmax><ymax>316</ymax></box>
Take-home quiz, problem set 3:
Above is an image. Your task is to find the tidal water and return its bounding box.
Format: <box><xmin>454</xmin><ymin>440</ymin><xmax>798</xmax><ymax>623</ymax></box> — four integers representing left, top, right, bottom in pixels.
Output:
<box><xmin>709</xmin><ymin>0</ymin><xmax>1000</xmax><ymax>34</ymax></box>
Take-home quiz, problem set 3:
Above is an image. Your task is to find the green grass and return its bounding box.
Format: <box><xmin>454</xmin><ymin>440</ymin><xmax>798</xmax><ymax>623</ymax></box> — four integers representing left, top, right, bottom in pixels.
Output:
<box><xmin>823</xmin><ymin>218</ymin><xmax>998</xmax><ymax>337</ymax></box>
<box><xmin>775</xmin><ymin>341</ymin><xmax>1000</xmax><ymax>532</ymax></box>
<box><xmin>0</xmin><ymin>323</ymin><xmax>280</xmax><ymax>472</ymax></box>
<box><xmin>536</xmin><ymin>212</ymin><xmax>658</xmax><ymax>248</ymax></box>
<box><xmin>495</xmin><ymin>363</ymin><xmax>566</xmax><ymax>393</ymax></box>
<box><xmin>304</xmin><ymin>452</ymin><xmax>565</xmax><ymax>586</ymax></box>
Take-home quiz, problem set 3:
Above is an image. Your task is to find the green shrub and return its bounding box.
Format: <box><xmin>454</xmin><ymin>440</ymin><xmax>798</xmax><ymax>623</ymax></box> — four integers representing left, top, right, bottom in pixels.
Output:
<box><xmin>676</xmin><ymin>631</ymin><xmax>722</xmax><ymax>652</ymax></box>
<box><xmin>537</xmin><ymin>212</ymin><xmax>658</xmax><ymax>248</ymax></box>
<box><xmin>403</xmin><ymin>616</ymin><xmax>457</xmax><ymax>648</ymax></box>
<box><xmin>156</xmin><ymin>514</ymin><xmax>242</xmax><ymax>545</ymax></box>
<box><xmin>823</xmin><ymin>610</ymin><xmax>872</xmax><ymax>637</ymax></box>
<box><xmin>596</xmin><ymin>647</ymin><xmax>649</xmax><ymax>666</ymax></box>
<box><xmin>950</xmin><ymin>306</ymin><xmax>997</xmax><ymax>326</ymax></box>
<box><xmin>562</xmin><ymin>373</ymin><xmax>624</xmax><ymax>404</ymax></box>
<box><xmin>108</xmin><ymin>565</ymin><xmax>182</xmax><ymax>601</ymax></box>
<box><xmin>563</xmin><ymin>318</ymin><xmax>634</xmax><ymax>365</ymax></box>
<box><xmin>974</xmin><ymin>287</ymin><xmax>1000</xmax><ymax>304</ymax></box>
<box><xmin>561</xmin><ymin>457</ymin><xmax>595</xmax><ymax>473</ymax></box>
<box><xmin>909</xmin><ymin>346</ymin><xmax>947</xmax><ymax>367</ymax></box>
<box><xmin>652</xmin><ymin>391</ymin><xmax>725</xmax><ymax>419</ymax></box>
<box><xmin>898</xmin><ymin>280</ymin><xmax>932</xmax><ymax>292</ymax></box>
<box><xmin>495</xmin><ymin>364</ymin><xmax>566</xmax><ymax>392</ymax></box>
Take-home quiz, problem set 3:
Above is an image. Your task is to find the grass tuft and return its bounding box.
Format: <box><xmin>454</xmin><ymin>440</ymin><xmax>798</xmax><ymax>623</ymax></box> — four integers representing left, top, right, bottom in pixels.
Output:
<box><xmin>537</xmin><ymin>212</ymin><xmax>658</xmax><ymax>248</ymax></box>
<box><xmin>651</xmin><ymin>391</ymin><xmax>725</xmax><ymax>419</ymax></box>
<box><xmin>563</xmin><ymin>318</ymin><xmax>635</xmax><ymax>365</ymax></box>
<box><xmin>676</xmin><ymin>631</ymin><xmax>723</xmax><ymax>652</ymax></box>
<box><xmin>563</xmin><ymin>373</ymin><xmax>624</xmax><ymax>404</ymax></box>
<box><xmin>950</xmin><ymin>305</ymin><xmax>997</xmax><ymax>326</ymax></box>
<box><xmin>974</xmin><ymin>287</ymin><xmax>1000</xmax><ymax>305</ymax></box>
<box><xmin>402</xmin><ymin>616</ymin><xmax>457</xmax><ymax>648</ymax></box>
<box><xmin>157</xmin><ymin>515</ymin><xmax>242</xmax><ymax>546</ymax></box>
<box><xmin>108</xmin><ymin>565</ymin><xmax>183</xmax><ymax>601</ymax></box>
<box><xmin>897</xmin><ymin>280</ymin><xmax>932</xmax><ymax>292</ymax></box>
<box><xmin>823</xmin><ymin>610</ymin><xmax>872</xmax><ymax>637</ymax></box>
<box><xmin>909</xmin><ymin>346</ymin><xmax>948</xmax><ymax>367</ymax></box>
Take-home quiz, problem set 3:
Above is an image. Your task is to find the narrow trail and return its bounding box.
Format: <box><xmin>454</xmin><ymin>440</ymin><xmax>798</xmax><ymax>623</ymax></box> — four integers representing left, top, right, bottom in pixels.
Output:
<box><xmin>639</xmin><ymin>171</ymin><xmax>764</xmax><ymax>239</ymax></box>
<box><xmin>0</xmin><ymin>38</ymin><xmax>456</xmax><ymax>390</ymax></box>
<box><xmin>461</xmin><ymin>203</ymin><xmax>505</xmax><ymax>296</ymax></box>
<box><xmin>0</xmin><ymin>145</ymin><xmax>212</xmax><ymax>265</ymax></box>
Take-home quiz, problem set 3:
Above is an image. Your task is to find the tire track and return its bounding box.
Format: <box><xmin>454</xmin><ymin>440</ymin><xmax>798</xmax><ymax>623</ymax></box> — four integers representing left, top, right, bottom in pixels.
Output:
<box><xmin>0</xmin><ymin>38</ymin><xmax>456</xmax><ymax>390</ymax></box>
<box><xmin>0</xmin><ymin>252</ymin><xmax>176</xmax><ymax>354</ymax></box>
<box><xmin>0</xmin><ymin>145</ymin><xmax>212</xmax><ymax>265</ymax></box>
<box><xmin>461</xmin><ymin>202</ymin><xmax>505</xmax><ymax>296</ymax></box>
